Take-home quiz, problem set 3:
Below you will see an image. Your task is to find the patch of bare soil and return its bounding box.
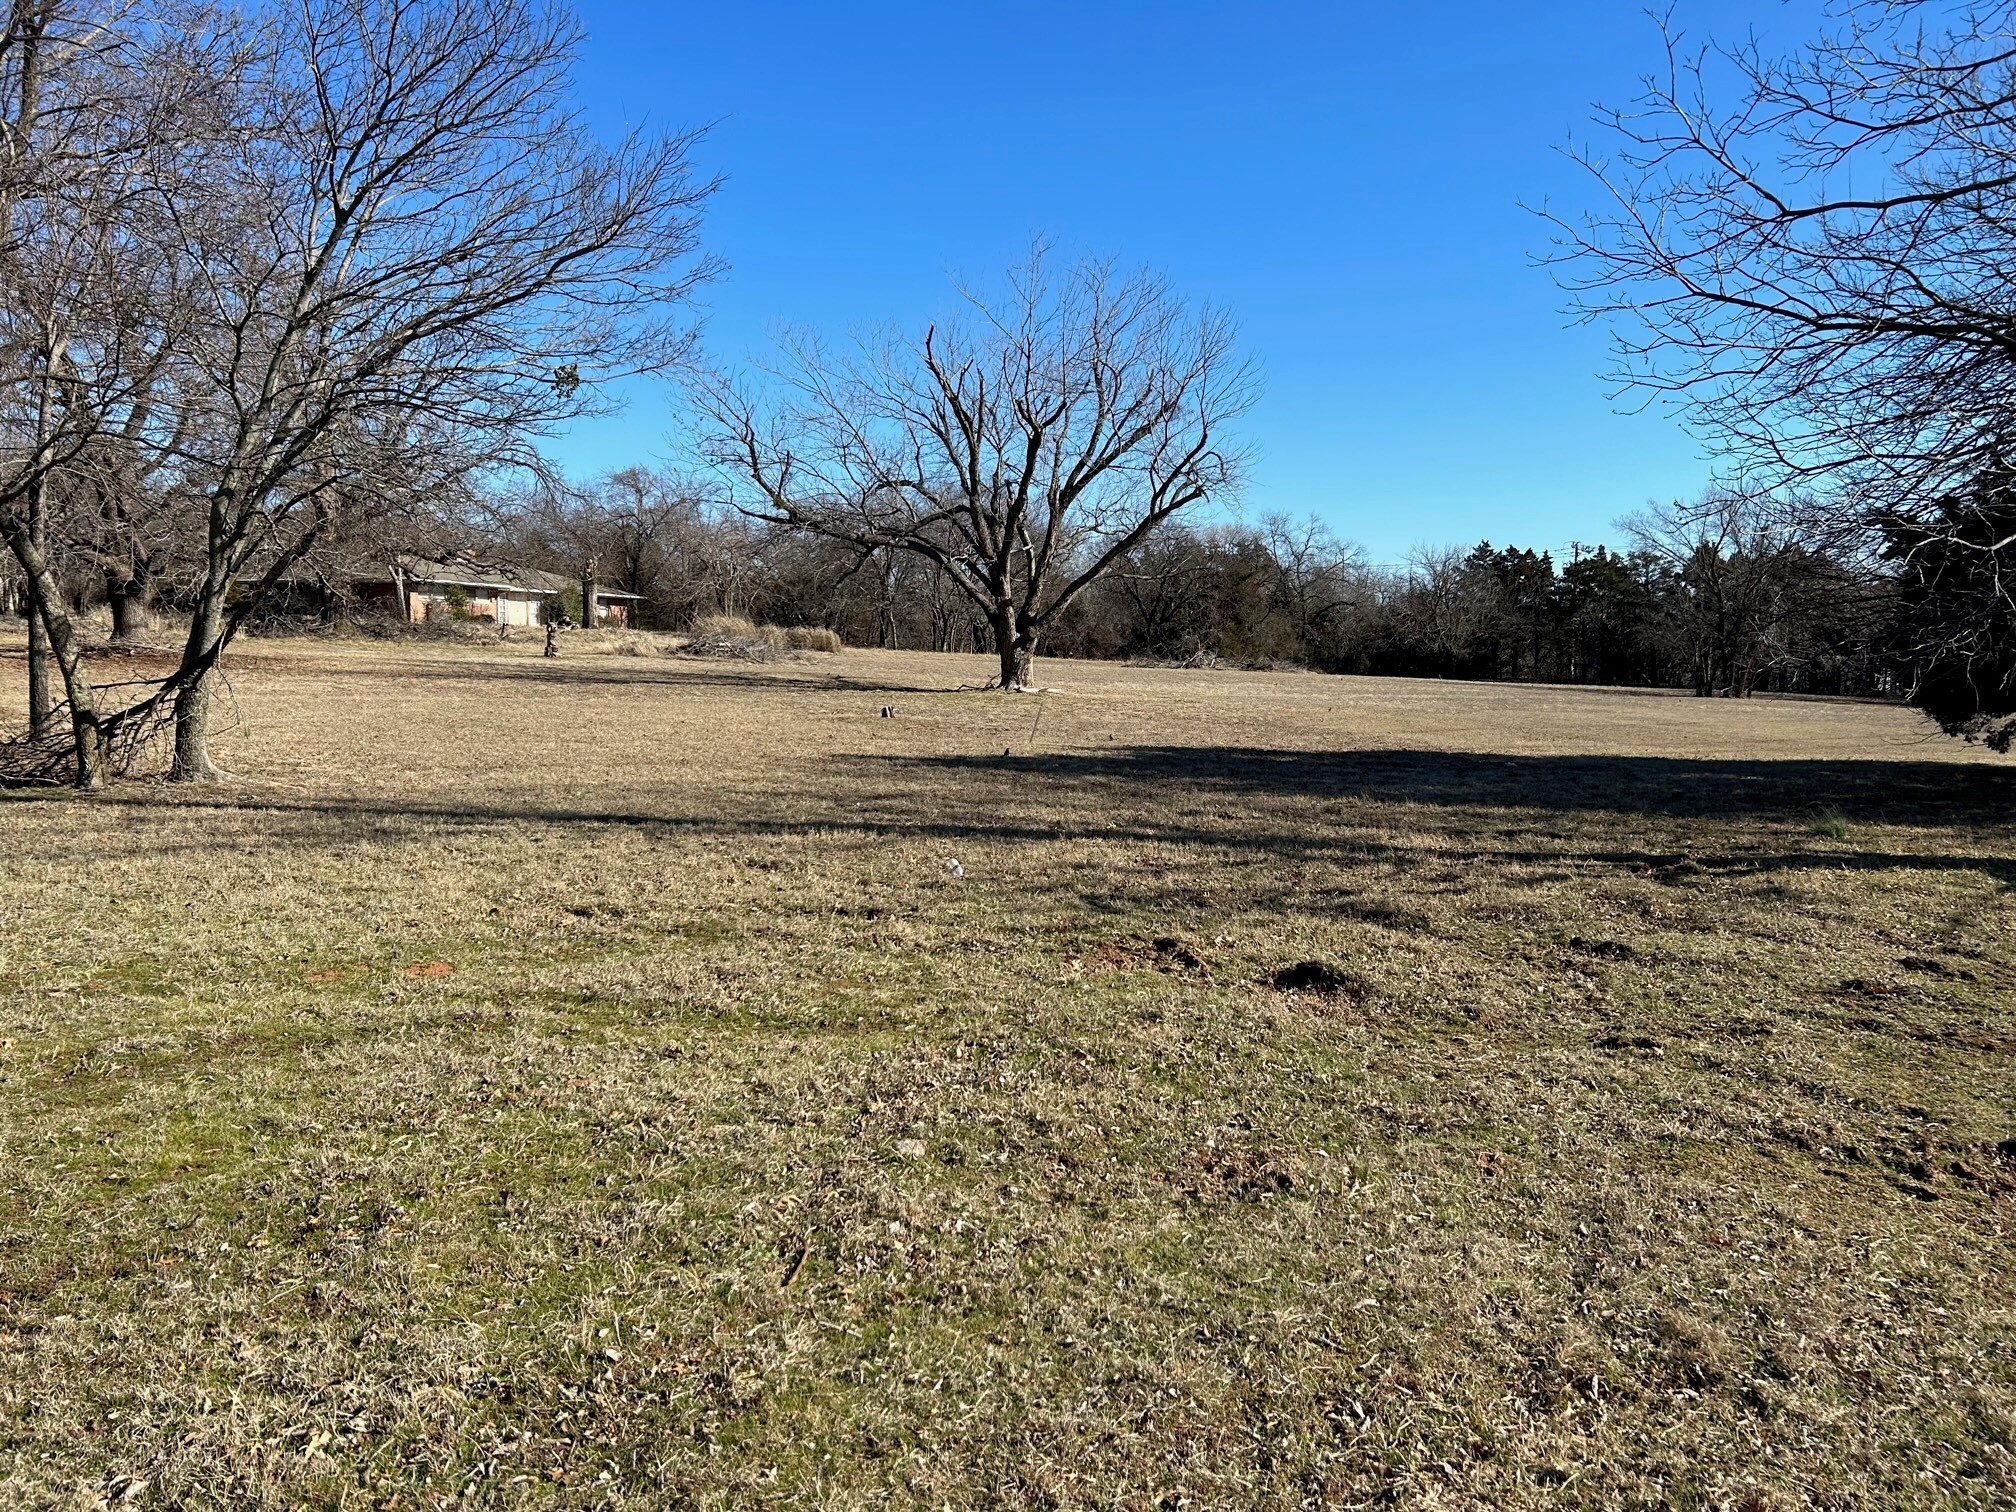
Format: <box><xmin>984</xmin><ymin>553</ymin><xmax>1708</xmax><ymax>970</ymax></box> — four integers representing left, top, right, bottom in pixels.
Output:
<box><xmin>1266</xmin><ymin>959</ymin><xmax>1370</xmax><ymax>998</ymax></box>
<box><xmin>1071</xmin><ymin>935</ymin><xmax>1208</xmax><ymax>975</ymax></box>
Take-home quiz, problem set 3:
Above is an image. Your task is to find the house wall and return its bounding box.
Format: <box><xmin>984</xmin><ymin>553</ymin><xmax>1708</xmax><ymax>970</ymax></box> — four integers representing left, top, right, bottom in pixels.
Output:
<box><xmin>399</xmin><ymin>586</ymin><xmax>542</xmax><ymax>625</ymax></box>
<box><xmin>497</xmin><ymin>592</ymin><xmax>542</xmax><ymax>627</ymax></box>
<box><xmin>355</xmin><ymin>578</ymin><xmax>548</xmax><ymax>625</ymax></box>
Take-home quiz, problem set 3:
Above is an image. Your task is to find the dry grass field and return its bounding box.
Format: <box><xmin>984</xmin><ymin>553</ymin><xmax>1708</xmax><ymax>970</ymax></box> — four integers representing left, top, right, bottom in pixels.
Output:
<box><xmin>2</xmin><ymin>632</ymin><xmax>2014</xmax><ymax>1509</ymax></box>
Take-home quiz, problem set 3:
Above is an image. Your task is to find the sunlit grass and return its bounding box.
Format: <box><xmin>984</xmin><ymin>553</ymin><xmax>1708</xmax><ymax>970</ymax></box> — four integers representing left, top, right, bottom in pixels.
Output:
<box><xmin>2</xmin><ymin>633</ymin><xmax>2013</xmax><ymax>1507</ymax></box>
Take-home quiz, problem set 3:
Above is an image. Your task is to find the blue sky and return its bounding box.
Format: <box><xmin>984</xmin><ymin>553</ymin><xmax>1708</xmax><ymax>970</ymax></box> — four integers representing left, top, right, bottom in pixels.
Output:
<box><xmin>557</xmin><ymin>1</ymin><xmax>1816</xmax><ymax>563</ymax></box>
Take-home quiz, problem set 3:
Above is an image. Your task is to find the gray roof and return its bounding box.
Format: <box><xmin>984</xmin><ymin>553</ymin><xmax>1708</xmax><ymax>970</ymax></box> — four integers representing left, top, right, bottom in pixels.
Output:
<box><xmin>390</xmin><ymin>555</ymin><xmax>643</xmax><ymax>599</ymax></box>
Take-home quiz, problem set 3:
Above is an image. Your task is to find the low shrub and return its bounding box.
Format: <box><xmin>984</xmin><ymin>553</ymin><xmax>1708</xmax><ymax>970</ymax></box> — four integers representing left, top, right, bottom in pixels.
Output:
<box><xmin>785</xmin><ymin>626</ymin><xmax>844</xmax><ymax>653</ymax></box>
<box><xmin>678</xmin><ymin>623</ymin><xmax>790</xmax><ymax>661</ymax></box>
<box><xmin>691</xmin><ymin>613</ymin><xmax>759</xmax><ymax>637</ymax></box>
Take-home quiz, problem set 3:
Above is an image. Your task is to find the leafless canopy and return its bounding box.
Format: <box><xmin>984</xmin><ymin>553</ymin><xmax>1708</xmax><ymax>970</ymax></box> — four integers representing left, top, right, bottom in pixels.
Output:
<box><xmin>146</xmin><ymin>0</ymin><xmax>716</xmax><ymax>777</ymax></box>
<box><xmin>699</xmin><ymin>252</ymin><xmax>1253</xmax><ymax>689</ymax></box>
<box><xmin>0</xmin><ymin>0</ymin><xmax>716</xmax><ymax>786</ymax></box>
<box><xmin>1554</xmin><ymin>0</ymin><xmax>2016</xmax><ymax>539</ymax></box>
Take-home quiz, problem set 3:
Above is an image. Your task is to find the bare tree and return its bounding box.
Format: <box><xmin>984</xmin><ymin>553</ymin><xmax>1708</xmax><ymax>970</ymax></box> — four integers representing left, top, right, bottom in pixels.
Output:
<box><xmin>1261</xmin><ymin>513</ymin><xmax>1363</xmax><ymax>658</ymax></box>
<box><xmin>500</xmin><ymin>465</ymin><xmax>715</xmax><ymax>622</ymax></box>
<box><xmin>1397</xmin><ymin>545</ymin><xmax>1497</xmax><ymax>673</ymax></box>
<box><xmin>1553</xmin><ymin>0</ymin><xmax>2016</xmax><ymax>707</ymax></box>
<box><xmin>1623</xmin><ymin>489</ymin><xmax>1821</xmax><ymax>697</ymax></box>
<box><xmin>0</xmin><ymin>0</ymin><xmax>232</xmax><ymax>781</ymax></box>
<box><xmin>56</xmin><ymin>421</ymin><xmax>197</xmax><ymax>643</ymax></box>
<box><xmin>0</xmin><ymin>0</ymin><xmax>64</xmax><ymax>738</ymax></box>
<box><xmin>0</xmin><ymin>0</ymin><xmax>714</xmax><ymax>789</ymax></box>
<box><xmin>699</xmin><ymin>252</ymin><xmax>1253</xmax><ymax>689</ymax></box>
<box><xmin>593</xmin><ymin>467</ymin><xmax>690</xmax><ymax>601</ymax></box>
<box><xmin>1107</xmin><ymin>526</ymin><xmax>1217</xmax><ymax>659</ymax></box>
<box><xmin>1557</xmin><ymin>3</ymin><xmax>2016</xmax><ymax>501</ymax></box>
<box><xmin>140</xmin><ymin>0</ymin><xmax>715</xmax><ymax>780</ymax></box>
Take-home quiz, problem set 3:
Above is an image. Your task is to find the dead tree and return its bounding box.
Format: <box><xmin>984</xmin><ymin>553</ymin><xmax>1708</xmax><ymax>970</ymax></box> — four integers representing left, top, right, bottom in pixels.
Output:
<box><xmin>700</xmin><ymin>251</ymin><xmax>1252</xmax><ymax>689</ymax></box>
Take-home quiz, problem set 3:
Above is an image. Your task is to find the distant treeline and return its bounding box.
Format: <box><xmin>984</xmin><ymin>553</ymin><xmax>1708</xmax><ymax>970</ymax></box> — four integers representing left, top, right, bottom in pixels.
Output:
<box><xmin>486</xmin><ymin>473</ymin><xmax>1888</xmax><ymax>698</ymax></box>
<box><xmin>5</xmin><ymin>462</ymin><xmax>1894</xmax><ymax>700</ymax></box>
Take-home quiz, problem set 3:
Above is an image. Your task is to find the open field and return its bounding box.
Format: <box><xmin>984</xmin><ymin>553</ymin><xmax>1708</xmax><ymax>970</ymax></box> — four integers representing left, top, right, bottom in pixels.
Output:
<box><xmin>2</xmin><ymin>634</ymin><xmax>2015</xmax><ymax>1509</ymax></box>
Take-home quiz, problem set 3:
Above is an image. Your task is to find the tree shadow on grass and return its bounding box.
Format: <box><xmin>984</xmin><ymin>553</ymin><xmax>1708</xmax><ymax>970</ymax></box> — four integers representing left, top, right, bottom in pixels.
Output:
<box><xmin>227</xmin><ymin>654</ymin><xmax>959</xmax><ymax>698</ymax></box>
<box><xmin>879</xmin><ymin>746</ymin><xmax>2016</xmax><ymax>828</ymax></box>
<box><xmin>73</xmin><ymin>742</ymin><xmax>2016</xmax><ymax>890</ymax></box>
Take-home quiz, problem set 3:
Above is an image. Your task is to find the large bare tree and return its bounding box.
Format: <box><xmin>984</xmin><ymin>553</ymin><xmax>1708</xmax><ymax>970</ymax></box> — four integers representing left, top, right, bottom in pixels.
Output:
<box><xmin>700</xmin><ymin>253</ymin><xmax>1252</xmax><ymax>689</ymax></box>
<box><xmin>152</xmin><ymin>0</ymin><xmax>714</xmax><ymax>780</ymax></box>
<box><xmin>1552</xmin><ymin>0</ymin><xmax>2016</xmax><ymax>739</ymax></box>
<box><xmin>0</xmin><ymin>0</ymin><xmax>230</xmax><ymax>780</ymax></box>
<box><xmin>1</xmin><ymin>0</ymin><xmax>715</xmax><ymax>786</ymax></box>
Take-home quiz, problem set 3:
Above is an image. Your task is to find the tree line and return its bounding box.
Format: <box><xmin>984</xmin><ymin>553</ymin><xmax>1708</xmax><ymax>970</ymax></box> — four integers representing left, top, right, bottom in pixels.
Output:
<box><xmin>473</xmin><ymin>469</ymin><xmax>1888</xmax><ymax>697</ymax></box>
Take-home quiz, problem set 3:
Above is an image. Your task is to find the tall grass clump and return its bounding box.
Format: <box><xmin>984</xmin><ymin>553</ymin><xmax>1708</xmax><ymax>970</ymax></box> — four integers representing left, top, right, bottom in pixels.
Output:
<box><xmin>678</xmin><ymin>617</ymin><xmax>842</xmax><ymax>660</ymax></box>
<box><xmin>565</xmin><ymin>628</ymin><xmax>681</xmax><ymax>656</ymax></box>
<box><xmin>692</xmin><ymin>613</ymin><xmax>759</xmax><ymax>638</ymax></box>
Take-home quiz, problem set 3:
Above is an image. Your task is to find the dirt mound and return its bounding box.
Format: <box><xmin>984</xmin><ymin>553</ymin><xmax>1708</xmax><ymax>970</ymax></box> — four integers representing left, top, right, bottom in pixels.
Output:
<box><xmin>1266</xmin><ymin>960</ymin><xmax>1369</xmax><ymax>998</ymax></box>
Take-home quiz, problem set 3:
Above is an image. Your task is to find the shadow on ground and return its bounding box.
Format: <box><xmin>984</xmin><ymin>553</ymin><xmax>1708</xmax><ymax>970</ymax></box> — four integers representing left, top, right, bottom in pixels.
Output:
<box><xmin>881</xmin><ymin>746</ymin><xmax>2016</xmax><ymax>826</ymax></box>
<box><xmin>66</xmin><ymin>745</ymin><xmax>2014</xmax><ymax>893</ymax></box>
<box><xmin>204</xmin><ymin>652</ymin><xmax>951</xmax><ymax>697</ymax></box>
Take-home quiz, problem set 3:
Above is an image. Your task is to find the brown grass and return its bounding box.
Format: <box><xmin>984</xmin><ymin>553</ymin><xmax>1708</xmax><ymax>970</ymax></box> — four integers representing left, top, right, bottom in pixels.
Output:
<box><xmin>784</xmin><ymin>626</ymin><xmax>844</xmax><ymax>653</ymax></box>
<box><xmin>677</xmin><ymin>617</ymin><xmax>841</xmax><ymax>662</ymax></box>
<box><xmin>1</xmin><ymin>633</ymin><xmax>2013</xmax><ymax>1508</ymax></box>
<box><xmin>687</xmin><ymin>611</ymin><xmax>762</xmax><ymax>638</ymax></box>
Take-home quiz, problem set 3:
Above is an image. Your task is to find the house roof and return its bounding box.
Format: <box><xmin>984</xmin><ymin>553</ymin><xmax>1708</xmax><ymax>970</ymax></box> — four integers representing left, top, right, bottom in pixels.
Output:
<box><xmin>390</xmin><ymin>555</ymin><xmax>644</xmax><ymax>599</ymax></box>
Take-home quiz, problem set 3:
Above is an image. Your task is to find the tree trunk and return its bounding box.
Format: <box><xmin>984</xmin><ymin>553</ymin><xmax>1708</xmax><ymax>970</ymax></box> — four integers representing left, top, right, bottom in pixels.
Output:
<box><xmin>26</xmin><ymin>590</ymin><xmax>53</xmax><ymax>736</ymax></box>
<box><xmin>1002</xmin><ymin>641</ymin><xmax>1033</xmax><ymax>689</ymax></box>
<box><xmin>23</xmin><ymin>466</ymin><xmax>54</xmax><ymax>736</ymax></box>
<box><xmin>170</xmin><ymin>587</ymin><xmax>224</xmax><ymax>782</ymax></box>
<box><xmin>3</xmin><ymin>515</ymin><xmax>107</xmax><ymax>788</ymax></box>
<box><xmin>993</xmin><ymin>608</ymin><xmax>1035</xmax><ymax>690</ymax></box>
<box><xmin>107</xmin><ymin>574</ymin><xmax>152</xmax><ymax>642</ymax></box>
<box><xmin>171</xmin><ymin>671</ymin><xmax>218</xmax><ymax>781</ymax></box>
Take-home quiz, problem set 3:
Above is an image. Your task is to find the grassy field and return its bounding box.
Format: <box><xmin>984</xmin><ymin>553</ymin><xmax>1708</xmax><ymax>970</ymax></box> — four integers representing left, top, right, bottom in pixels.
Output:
<box><xmin>2</xmin><ymin>633</ymin><xmax>2014</xmax><ymax>1509</ymax></box>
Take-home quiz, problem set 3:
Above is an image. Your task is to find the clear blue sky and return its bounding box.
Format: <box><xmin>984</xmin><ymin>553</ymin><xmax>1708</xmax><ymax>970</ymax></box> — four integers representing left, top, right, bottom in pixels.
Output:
<box><xmin>557</xmin><ymin>1</ymin><xmax>1815</xmax><ymax>564</ymax></box>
